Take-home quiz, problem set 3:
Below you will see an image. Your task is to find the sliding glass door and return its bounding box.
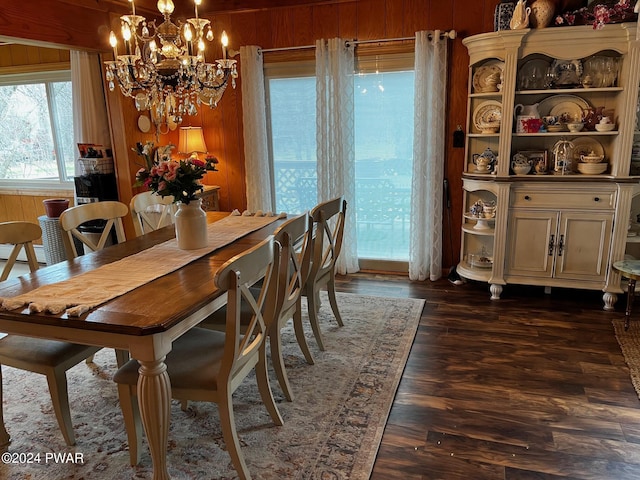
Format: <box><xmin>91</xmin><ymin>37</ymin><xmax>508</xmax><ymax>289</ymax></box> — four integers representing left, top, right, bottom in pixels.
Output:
<box><xmin>266</xmin><ymin>53</ymin><xmax>414</xmax><ymax>267</ymax></box>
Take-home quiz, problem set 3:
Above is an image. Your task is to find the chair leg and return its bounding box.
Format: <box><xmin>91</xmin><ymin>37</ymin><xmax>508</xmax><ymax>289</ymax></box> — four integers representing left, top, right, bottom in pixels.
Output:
<box><xmin>115</xmin><ymin>349</ymin><xmax>129</xmax><ymax>368</ymax></box>
<box><xmin>327</xmin><ymin>276</ymin><xmax>344</xmax><ymax>327</ymax></box>
<box><xmin>180</xmin><ymin>400</ymin><xmax>189</xmax><ymax>411</ymax></box>
<box><xmin>269</xmin><ymin>327</ymin><xmax>294</xmax><ymax>402</ymax></box>
<box><xmin>293</xmin><ymin>302</ymin><xmax>314</xmax><ymax>365</ymax></box>
<box><xmin>116</xmin><ymin>384</ymin><xmax>143</xmax><ymax>466</ymax></box>
<box><xmin>85</xmin><ymin>354</ymin><xmax>95</xmax><ymax>364</ymax></box>
<box><xmin>46</xmin><ymin>368</ymin><xmax>76</xmax><ymax>446</ymax></box>
<box><xmin>218</xmin><ymin>387</ymin><xmax>252</xmax><ymax>480</ymax></box>
<box><xmin>256</xmin><ymin>345</ymin><xmax>284</xmax><ymax>426</ymax></box>
<box><xmin>306</xmin><ymin>290</ymin><xmax>325</xmax><ymax>351</ymax></box>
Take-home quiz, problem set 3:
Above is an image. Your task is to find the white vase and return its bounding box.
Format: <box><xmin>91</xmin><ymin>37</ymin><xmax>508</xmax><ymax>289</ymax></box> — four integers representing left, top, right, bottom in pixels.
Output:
<box><xmin>174</xmin><ymin>199</ymin><xmax>208</xmax><ymax>250</ymax></box>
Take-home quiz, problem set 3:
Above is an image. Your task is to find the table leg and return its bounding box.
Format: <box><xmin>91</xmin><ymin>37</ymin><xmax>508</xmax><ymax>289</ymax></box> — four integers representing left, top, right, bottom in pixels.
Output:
<box><xmin>0</xmin><ymin>366</ymin><xmax>10</xmax><ymax>451</ymax></box>
<box><xmin>137</xmin><ymin>358</ymin><xmax>171</xmax><ymax>480</ymax></box>
<box><xmin>626</xmin><ymin>278</ymin><xmax>636</xmax><ymax>331</ymax></box>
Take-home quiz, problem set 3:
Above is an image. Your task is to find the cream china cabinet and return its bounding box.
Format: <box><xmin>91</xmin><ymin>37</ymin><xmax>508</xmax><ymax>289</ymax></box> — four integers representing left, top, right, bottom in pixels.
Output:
<box><xmin>460</xmin><ymin>23</ymin><xmax>640</xmax><ymax>308</ymax></box>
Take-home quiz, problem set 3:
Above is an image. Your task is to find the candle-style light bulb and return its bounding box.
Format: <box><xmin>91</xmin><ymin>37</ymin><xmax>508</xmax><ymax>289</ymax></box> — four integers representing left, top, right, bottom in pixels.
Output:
<box><xmin>184</xmin><ymin>25</ymin><xmax>193</xmax><ymax>42</ymax></box>
<box><xmin>109</xmin><ymin>31</ymin><xmax>118</xmax><ymax>57</ymax></box>
<box><xmin>122</xmin><ymin>23</ymin><xmax>132</xmax><ymax>42</ymax></box>
<box><xmin>198</xmin><ymin>39</ymin><xmax>205</xmax><ymax>53</ymax></box>
<box><xmin>221</xmin><ymin>30</ymin><xmax>228</xmax><ymax>59</ymax></box>
<box><xmin>157</xmin><ymin>0</ymin><xmax>174</xmax><ymax>15</ymax></box>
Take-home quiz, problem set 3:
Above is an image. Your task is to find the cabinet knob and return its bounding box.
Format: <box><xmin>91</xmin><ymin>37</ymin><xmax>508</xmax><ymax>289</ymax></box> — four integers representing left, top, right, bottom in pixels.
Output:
<box><xmin>594</xmin><ymin>197</ymin><xmax>600</xmax><ymax>202</ymax></box>
<box><xmin>524</xmin><ymin>195</ymin><xmax>531</xmax><ymax>201</ymax></box>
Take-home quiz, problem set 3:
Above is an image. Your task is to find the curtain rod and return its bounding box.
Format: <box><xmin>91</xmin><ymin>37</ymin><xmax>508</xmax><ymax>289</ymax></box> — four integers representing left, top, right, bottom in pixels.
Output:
<box><xmin>259</xmin><ymin>30</ymin><xmax>456</xmax><ymax>54</ymax></box>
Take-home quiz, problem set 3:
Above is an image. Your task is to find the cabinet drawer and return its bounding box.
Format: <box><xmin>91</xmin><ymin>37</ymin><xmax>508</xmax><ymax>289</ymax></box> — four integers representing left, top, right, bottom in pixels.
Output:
<box><xmin>510</xmin><ymin>190</ymin><xmax>616</xmax><ymax>209</ymax></box>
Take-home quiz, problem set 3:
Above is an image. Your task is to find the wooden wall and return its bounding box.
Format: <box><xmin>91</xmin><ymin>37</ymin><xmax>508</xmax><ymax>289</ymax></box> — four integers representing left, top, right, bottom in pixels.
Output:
<box><xmin>0</xmin><ymin>191</ymin><xmax>75</xmax><ymax>245</ymax></box>
<box><xmin>0</xmin><ymin>44</ymin><xmax>70</xmax><ymax>72</ymax></box>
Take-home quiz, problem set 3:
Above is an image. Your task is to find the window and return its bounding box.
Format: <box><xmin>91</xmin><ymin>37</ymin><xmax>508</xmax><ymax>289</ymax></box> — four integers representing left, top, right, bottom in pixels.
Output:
<box><xmin>266</xmin><ymin>63</ymin><xmax>317</xmax><ymax>215</ymax></box>
<box><xmin>266</xmin><ymin>52</ymin><xmax>415</xmax><ymax>265</ymax></box>
<box><xmin>0</xmin><ymin>71</ymin><xmax>74</xmax><ymax>186</ymax></box>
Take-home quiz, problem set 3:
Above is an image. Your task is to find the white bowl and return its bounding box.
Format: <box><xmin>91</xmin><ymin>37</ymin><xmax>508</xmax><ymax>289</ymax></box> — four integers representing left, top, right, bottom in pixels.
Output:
<box><xmin>567</xmin><ymin>122</ymin><xmax>584</xmax><ymax>132</ymax></box>
<box><xmin>512</xmin><ymin>165</ymin><xmax>531</xmax><ymax>175</ymax></box>
<box><xmin>577</xmin><ymin>163</ymin><xmax>607</xmax><ymax>174</ymax></box>
<box><xmin>595</xmin><ymin>122</ymin><xmax>615</xmax><ymax>132</ymax></box>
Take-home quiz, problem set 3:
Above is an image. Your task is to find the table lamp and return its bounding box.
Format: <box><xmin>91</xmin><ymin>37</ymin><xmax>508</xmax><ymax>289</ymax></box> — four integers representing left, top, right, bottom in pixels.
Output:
<box><xmin>178</xmin><ymin>126</ymin><xmax>208</xmax><ymax>159</ymax></box>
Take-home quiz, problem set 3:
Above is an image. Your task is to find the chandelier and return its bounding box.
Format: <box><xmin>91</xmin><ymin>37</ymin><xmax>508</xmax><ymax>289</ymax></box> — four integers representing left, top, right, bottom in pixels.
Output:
<box><xmin>104</xmin><ymin>0</ymin><xmax>238</xmax><ymax>127</ymax></box>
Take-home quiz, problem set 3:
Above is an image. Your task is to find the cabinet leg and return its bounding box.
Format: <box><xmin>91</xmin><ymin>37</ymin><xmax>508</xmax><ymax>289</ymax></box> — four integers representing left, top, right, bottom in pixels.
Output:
<box><xmin>490</xmin><ymin>284</ymin><xmax>502</xmax><ymax>300</ymax></box>
<box><xmin>602</xmin><ymin>292</ymin><xmax>617</xmax><ymax>311</ymax></box>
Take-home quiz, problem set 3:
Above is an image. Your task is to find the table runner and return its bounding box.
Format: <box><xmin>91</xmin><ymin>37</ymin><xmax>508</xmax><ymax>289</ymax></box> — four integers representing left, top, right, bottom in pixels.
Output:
<box><xmin>0</xmin><ymin>213</ymin><xmax>282</xmax><ymax>317</ymax></box>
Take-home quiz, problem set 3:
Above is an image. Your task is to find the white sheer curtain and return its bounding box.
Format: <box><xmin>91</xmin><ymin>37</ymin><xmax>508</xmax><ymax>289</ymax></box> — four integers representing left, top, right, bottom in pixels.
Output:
<box><xmin>240</xmin><ymin>45</ymin><xmax>274</xmax><ymax>212</ymax></box>
<box><xmin>315</xmin><ymin>38</ymin><xmax>359</xmax><ymax>274</ymax></box>
<box><xmin>70</xmin><ymin>51</ymin><xmax>110</xmax><ymax>162</ymax></box>
<box><xmin>409</xmin><ymin>31</ymin><xmax>448</xmax><ymax>281</ymax></box>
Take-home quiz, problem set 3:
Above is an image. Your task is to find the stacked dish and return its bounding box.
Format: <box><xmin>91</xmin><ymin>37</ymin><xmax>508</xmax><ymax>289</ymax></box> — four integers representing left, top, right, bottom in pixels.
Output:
<box><xmin>577</xmin><ymin>163</ymin><xmax>607</xmax><ymax>174</ymax></box>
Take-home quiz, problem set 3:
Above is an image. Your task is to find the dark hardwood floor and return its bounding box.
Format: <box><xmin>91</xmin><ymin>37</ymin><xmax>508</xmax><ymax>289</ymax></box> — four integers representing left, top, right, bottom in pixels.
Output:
<box><xmin>335</xmin><ymin>272</ymin><xmax>640</xmax><ymax>480</ymax></box>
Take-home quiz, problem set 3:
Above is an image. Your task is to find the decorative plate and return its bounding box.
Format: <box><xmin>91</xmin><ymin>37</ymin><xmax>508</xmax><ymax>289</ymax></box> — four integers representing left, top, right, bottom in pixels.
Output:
<box><xmin>137</xmin><ymin>114</ymin><xmax>151</xmax><ymax>133</ymax></box>
<box><xmin>473</xmin><ymin>61</ymin><xmax>504</xmax><ymax>93</ymax></box>
<box><xmin>572</xmin><ymin>136</ymin><xmax>604</xmax><ymax>161</ymax></box>
<box><xmin>473</xmin><ymin>100</ymin><xmax>502</xmax><ymax>133</ymax></box>
<box><xmin>551</xmin><ymin>59</ymin><xmax>583</xmax><ymax>87</ymax></box>
<box><xmin>539</xmin><ymin>95</ymin><xmax>590</xmax><ymax>124</ymax></box>
<box><xmin>517</xmin><ymin>58</ymin><xmax>551</xmax><ymax>90</ymax></box>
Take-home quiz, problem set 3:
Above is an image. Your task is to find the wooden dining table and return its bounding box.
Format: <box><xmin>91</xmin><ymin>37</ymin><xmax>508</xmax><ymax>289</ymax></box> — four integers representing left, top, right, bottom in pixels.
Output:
<box><xmin>0</xmin><ymin>211</ymin><xmax>285</xmax><ymax>480</ymax></box>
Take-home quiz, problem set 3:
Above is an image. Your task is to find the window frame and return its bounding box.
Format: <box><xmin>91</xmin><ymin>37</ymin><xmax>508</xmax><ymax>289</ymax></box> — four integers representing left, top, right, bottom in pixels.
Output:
<box><xmin>0</xmin><ymin>69</ymin><xmax>74</xmax><ymax>190</ymax></box>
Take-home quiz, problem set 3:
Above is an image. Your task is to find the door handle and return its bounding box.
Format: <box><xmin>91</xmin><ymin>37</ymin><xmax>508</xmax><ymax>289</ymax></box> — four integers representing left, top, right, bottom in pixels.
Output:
<box><xmin>558</xmin><ymin>234</ymin><xmax>564</xmax><ymax>256</ymax></box>
<box><xmin>548</xmin><ymin>234</ymin><xmax>555</xmax><ymax>256</ymax></box>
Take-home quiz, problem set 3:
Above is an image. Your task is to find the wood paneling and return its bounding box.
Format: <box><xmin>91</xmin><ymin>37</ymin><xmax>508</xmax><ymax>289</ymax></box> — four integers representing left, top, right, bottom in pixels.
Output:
<box><xmin>0</xmin><ymin>192</ymin><xmax>74</xmax><ymax>245</ymax></box>
<box><xmin>0</xmin><ymin>44</ymin><xmax>69</xmax><ymax>72</ymax></box>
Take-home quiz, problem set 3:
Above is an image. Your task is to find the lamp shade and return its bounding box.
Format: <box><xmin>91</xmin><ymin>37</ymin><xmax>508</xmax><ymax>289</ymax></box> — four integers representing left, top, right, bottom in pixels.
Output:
<box><xmin>178</xmin><ymin>127</ymin><xmax>208</xmax><ymax>154</ymax></box>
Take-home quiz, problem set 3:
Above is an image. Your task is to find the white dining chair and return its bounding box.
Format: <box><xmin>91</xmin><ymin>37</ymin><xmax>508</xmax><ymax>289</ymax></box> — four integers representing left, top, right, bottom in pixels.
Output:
<box><xmin>303</xmin><ymin>197</ymin><xmax>347</xmax><ymax>351</ymax></box>
<box><xmin>59</xmin><ymin>201</ymin><xmax>128</xmax><ymax>259</ymax></box>
<box><xmin>199</xmin><ymin>213</ymin><xmax>314</xmax><ymax>401</ymax></box>
<box><xmin>113</xmin><ymin>236</ymin><xmax>284</xmax><ymax>480</ymax></box>
<box><xmin>129</xmin><ymin>191</ymin><xmax>176</xmax><ymax>236</ymax></box>
<box><xmin>58</xmin><ymin>201</ymin><xmax>129</xmax><ymax>366</ymax></box>
<box><xmin>0</xmin><ymin>221</ymin><xmax>101</xmax><ymax>446</ymax></box>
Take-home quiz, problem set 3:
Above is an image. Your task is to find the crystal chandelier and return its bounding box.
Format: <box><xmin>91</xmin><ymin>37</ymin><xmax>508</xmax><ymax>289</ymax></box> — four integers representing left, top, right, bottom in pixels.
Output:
<box><xmin>104</xmin><ymin>0</ymin><xmax>238</xmax><ymax>127</ymax></box>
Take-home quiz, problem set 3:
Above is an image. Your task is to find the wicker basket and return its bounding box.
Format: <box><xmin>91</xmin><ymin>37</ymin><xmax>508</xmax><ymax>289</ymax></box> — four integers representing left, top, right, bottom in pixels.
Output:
<box><xmin>78</xmin><ymin>157</ymin><xmax>114</xmax><ymax>175</ymax></box>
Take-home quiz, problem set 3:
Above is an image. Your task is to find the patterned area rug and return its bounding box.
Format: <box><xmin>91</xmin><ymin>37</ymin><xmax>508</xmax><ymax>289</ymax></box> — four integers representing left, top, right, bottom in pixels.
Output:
<box><xmin>613</xmin><ymin>318</ymin><xmax>640</xmax><ymax>399</ymax></box>
<box><xmin>0</xmin><ymin>292</ymin><xmax>424</xmax><ymax>480</ymax></box>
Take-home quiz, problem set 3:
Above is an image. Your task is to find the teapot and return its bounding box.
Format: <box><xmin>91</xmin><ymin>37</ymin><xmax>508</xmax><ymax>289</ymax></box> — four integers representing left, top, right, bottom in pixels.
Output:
<box><xmin>473</xmin><ymin>148</ymin><xmax>497</xmax><ymax>173</ymax></box>
<box><xmin>509</xmin><ymin>0</ymin><xmax>531</xmax><ymax>30</ymax></box>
